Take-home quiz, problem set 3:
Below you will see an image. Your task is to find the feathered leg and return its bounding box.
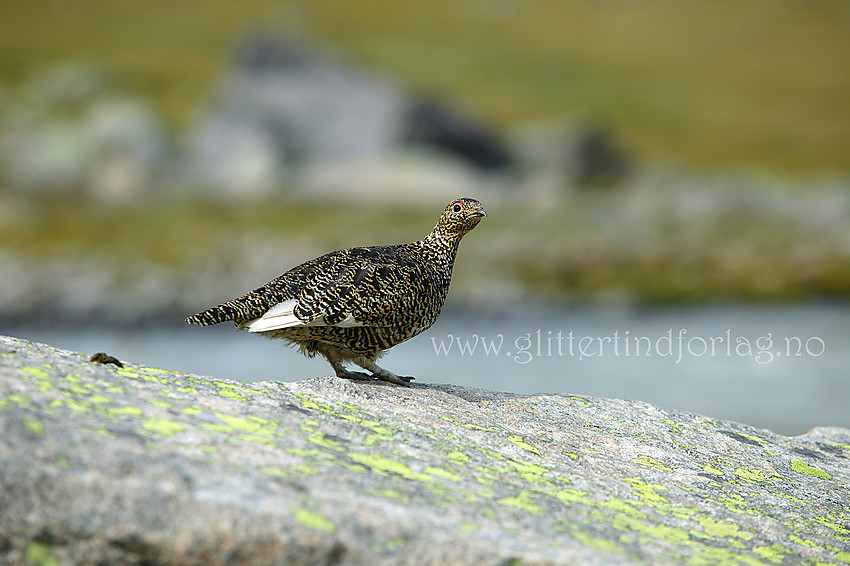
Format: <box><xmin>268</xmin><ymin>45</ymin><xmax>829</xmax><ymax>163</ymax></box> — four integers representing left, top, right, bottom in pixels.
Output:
<box><xmin>314</xmin><ymin>343</ymin><xmax>411</xmax><ymax>386</ymax></box>
<box><xmin>364</xmin><ymin>362</ymin><xmax>414</xmax><ymax>386</ymax></box>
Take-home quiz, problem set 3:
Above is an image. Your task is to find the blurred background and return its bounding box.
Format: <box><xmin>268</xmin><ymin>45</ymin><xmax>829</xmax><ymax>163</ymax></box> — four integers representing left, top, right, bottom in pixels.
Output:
<box><xmin>1</xmin><ymin>0</ymin><xmax>849</xmax><ymax>435</ymax></box>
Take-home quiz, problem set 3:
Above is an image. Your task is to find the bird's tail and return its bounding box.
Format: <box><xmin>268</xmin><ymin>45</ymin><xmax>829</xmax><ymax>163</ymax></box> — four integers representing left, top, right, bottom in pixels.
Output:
<box><xmin>185</xmin><ymin>302</ymin><xmax>245</xmax><ymax>326</ymax></box>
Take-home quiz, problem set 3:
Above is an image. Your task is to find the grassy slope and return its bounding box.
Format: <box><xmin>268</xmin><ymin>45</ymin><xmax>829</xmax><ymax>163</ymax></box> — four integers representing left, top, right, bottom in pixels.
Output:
<box><xmin>4</xmin><ymin>195</ymin><xmax>849</xmax><ymax>304</ymax></box>
<box><xmin>1</xmin><ymin>0</ymin><xmax>848</xmax><ymax>173</ymax></box>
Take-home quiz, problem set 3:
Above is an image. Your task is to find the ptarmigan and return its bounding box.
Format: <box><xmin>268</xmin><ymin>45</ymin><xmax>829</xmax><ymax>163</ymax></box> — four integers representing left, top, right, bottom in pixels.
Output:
<box><xmin>186</xmin><ymin>197</ymin><xmax>486</xmax><ymax>386</ymax></box>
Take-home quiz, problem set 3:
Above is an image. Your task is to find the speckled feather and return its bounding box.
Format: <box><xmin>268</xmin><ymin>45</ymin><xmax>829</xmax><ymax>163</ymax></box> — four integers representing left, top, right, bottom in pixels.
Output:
<box><xmin>186</xmin><ymin>198</ymin><xmax>486</xmax><ymax>385</ymax></box>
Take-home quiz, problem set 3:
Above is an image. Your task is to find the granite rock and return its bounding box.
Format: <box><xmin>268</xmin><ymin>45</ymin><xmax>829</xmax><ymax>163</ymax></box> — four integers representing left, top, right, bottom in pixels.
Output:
<box><xmin>1</xmin><ymin>334</ymin><xmax>848</xmax><ymax>565</ymax></box>
<box><xmin>186</xmin><ymin>35</ymin><xmax>512</xmax><ymax>197</ymax></box>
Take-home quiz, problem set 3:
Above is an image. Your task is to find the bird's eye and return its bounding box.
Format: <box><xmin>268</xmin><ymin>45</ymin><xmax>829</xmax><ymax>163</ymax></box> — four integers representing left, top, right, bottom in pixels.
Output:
<box><xmin>452</xmin><ymin>202</ymin><xmax>463</xmax><ymax>213</ymax></box>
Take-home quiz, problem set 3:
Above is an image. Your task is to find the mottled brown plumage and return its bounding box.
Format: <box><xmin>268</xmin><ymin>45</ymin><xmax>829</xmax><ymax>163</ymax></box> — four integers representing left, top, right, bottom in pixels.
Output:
<box><xmin>186</xmin><ymin>197</ymin><xmax>486</xmax><ymax>386</ymax></box>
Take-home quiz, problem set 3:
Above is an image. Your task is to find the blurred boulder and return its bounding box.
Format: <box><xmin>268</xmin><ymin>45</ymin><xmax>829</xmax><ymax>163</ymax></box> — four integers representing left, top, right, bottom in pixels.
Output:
<box><xmin>186</xmin><ymin>36</ymin><xmax>405</xmax><ymax>196</ymax></box>
<box><xmin>0</xmin><ymin>111</ymin><xmax>90</xmax><ymax>192</ymax></box>
<box><xmin>84</xmin><ymin>99</ymin><xmax>169</xmax><ymax>203</ymax></box>
<box><xmin>187</xmin><ymin>35</ymin><xmax>513</xmax><ymax>197</ymax></box>
<box><xmin>570</xmin><ymin>124</ymin><xmax>629</xmax><ymax>187</ymax></box>
<box><xmin>186</xmin><ymin>112</ymin><xmax>285</xmax><ymax>198</ymax></box>
<box><xmin>512</xmin><ymin>120</ymin><xmax>630</xmax><ymax>194</ymax></box>
<box><xmin>0</xmin><ymin>64</ymin><xmax>169</xmax><ymax>202</ymax></box>
<box><xmin>24</xmin><ymin>63</ymin><xmax>108</xmax><ymax>107</ymax></box>
<box><xmin>299</xmin><ymin>150</ymin><xmax>504</xmax><ymax>206</ymax></box>
<box><xmin>404</xmin><ymin>99</ymin><xmax>513</xmax><ymax>171</ymax></box>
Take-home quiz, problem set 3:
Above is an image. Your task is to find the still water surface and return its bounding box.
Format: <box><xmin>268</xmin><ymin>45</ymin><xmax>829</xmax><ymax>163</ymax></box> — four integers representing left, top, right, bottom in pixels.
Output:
<box><xmin>5</xmin><ymin>304</ymin><xmax>848</xmax><ymax>436</ymax></box>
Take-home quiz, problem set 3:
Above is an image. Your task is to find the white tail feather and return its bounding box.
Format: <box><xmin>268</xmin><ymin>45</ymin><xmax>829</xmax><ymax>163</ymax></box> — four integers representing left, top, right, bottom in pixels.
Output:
<box><xmin>246</xmin><ymin>299</ymin><xmax>363</xmax><ymax>332</ymax></box>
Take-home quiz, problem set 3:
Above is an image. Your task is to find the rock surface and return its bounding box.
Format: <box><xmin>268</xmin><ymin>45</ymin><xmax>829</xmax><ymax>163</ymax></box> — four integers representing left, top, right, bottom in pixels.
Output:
<box><xmin>1</xmin><ymin>334</ymin><xmax>848</xmax><ymax>565</ymax></box>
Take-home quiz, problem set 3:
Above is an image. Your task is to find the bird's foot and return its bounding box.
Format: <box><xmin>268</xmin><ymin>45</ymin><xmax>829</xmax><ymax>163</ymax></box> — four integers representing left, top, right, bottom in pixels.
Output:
<box><xmin>333</xmin><ymin>363</ymin><xmax>414</xmax><ymax>387</ymax></box>
<box><xmin>374</xmin><ymin>372</ymin><xmax>412</xmax><ymax>387</ymax></box>
<box><xmin>336</xmin><ymin>370</ymin><xmax>373</xmax><ymax>381</ymax></box>
<box><xmin>367</xmin><ymin>364</ymin><xmax>414</xmax><ymax>387</ymax></box>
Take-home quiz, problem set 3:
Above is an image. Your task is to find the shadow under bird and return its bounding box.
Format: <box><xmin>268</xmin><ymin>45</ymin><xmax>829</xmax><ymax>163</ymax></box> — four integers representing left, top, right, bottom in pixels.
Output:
<box><xmin>186</xmin><ymin>197</ymin><xmax>486</xmax><ymax>386</ymax></box>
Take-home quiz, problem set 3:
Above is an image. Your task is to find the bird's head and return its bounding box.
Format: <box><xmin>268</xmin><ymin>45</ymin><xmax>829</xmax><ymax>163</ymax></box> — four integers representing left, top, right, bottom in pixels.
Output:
<box><xmin>437</xmin><ymin>197</ymin><xmax>487</xmax><ymax>237</ymax></box>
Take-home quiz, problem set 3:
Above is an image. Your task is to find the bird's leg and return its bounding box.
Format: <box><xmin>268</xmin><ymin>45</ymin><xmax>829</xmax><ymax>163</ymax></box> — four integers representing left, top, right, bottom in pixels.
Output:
<box><xmin>331</xmin><ymin>362</ymin><xmax>372</xmax><ymax>381</ymax></box>
<box><xmin>319</xmin><ymin>347</ymin><xmax>372</xmax><ymax>381</ymax></box>
<box><xmin>364</xmin><ymin>362</ymin><xmax>414</xmax><ymax>387</ymax></box>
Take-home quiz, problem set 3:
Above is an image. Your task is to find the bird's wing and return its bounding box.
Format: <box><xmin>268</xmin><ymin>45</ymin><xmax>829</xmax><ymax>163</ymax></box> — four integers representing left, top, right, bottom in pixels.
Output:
<box><xmin>246</xmin><ymin>246</ymin><xmax>434</xmax><ymax>333</ymax></box>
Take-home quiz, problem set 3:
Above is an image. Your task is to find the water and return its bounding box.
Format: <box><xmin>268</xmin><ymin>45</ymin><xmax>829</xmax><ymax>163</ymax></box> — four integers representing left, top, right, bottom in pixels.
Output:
<box><xmin>4</xmin><ymin>304</ymin><xmax>848</xmax><ymax>436</ymax></box>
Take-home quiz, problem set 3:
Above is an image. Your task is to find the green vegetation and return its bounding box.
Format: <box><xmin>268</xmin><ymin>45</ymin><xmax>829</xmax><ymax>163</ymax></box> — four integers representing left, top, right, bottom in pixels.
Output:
<box><xmin>1</xmin><ymin>0</ymin><xmax>848</xmax><ymax>173</ymax></box>
<box><xmin>0</xmin><ymin>197</ymin><xmax>431</xmax><ymax>269</ymax></box>
<box><xmin>3</xmin><ymin>192</ymin><xmax>850</xmax><ymax>304</ymax></box>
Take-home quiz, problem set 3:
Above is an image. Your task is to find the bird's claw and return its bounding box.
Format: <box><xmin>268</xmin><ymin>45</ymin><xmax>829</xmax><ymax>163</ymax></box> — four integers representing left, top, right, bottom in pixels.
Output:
<box><xmin>337</xmin><ymin>366</ymin><xmax>414</xmax><ymax>387</ymax></box>
<box><xmin>371</xmin><ymin>370</ymin><xmax>413</xmax><ymax>387</ymax></box>
<box><xmin>338</xmin><ymin>370</ymin><xmax>373</xmax><ymax>381</ymax></box>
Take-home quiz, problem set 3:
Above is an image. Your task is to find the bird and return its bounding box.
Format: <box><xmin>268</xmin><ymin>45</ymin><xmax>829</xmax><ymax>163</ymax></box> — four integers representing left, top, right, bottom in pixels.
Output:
<box><xmin>185</xmin><ymin>197</ymin><xmax>486</xmax><ymax>386</ymax></box>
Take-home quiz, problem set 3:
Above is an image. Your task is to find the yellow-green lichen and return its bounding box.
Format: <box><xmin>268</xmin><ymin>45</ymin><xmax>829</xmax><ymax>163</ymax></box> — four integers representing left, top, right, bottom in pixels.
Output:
<box><xmin>626</xmin><ymin>479</ymin><xmax>670</xmax><ymax>508</ymax></box>
<box><xmin>812</xmin><ymin>516</ymin><xmax>850</xmax><ymax>539</ymax></box>
<box><xmin>738</xmin><ymin>432</ymin><xmax>768</xmax><ymax>445</ymax></box>
<box><xmin>790</xmin><ymin>460</ymin><xmax>832</xmax><ymax>481</ymax></box>
<box><xmin>384</xmin><ymin>537</ymin><xmax>407</xmax><ymax>551</ymax></box>
<box><xmin>21</xmin><ymin>366</ymin><xmax>50</xmax><ymax>380</ymax></box>
<box><xmin>632</xmin><ymin>455</ymin><xmax>673</xmax><ymax>471</ymax></box>
<box><xmin>662</xmin><ymin>418</ymin><xmax>683</xmax><ymax>434</ymax></box>
<box><xmin>260</xmin><ymin>466</ymin><xmax>288</xmax><ymax>477</ymax></box>
<box><xmin>214</xmin><ymin>412</ymin><xmax>267</xmax><ymax>434</ymax></box>
<box><xmin>214</xmin><ymin>383</ymin><xmax>248</xmax><ymax>402</ymax></box>
<box><xmin>506</xmin><ymin>459</ymin><xmax>553</xmax><ymax>485</ymax></box>
<box><xmin>139</xmin><ymin>367</ymin><xmax>178</xmax><ymax>375</ymax></box>
<box><xmin>696</xmin><ymin>517</ymin><xmax>754</xmax><ymax>540</ymax></box>
<box><xmin>447</xmin><ymin>450</ymin><xmax>470</xmax><ymax>463</ymax></box>
<box><xmin>142</xmin><ymin>417</ymin><xmax>186</xmax><ymax>436</ymax></box>
<box><xmin>239</xmin><ymin>434</ymin><xmax>274</xmax><ymax>445</ymax></box>
<box><xmin>291</xmin><ymin>392</ymin><xmax>336</xmax><ymax>413</ymax></box>
<box><xmin>291</xmin><ymin>507</ymin><xmax>335</xmax><ymax>533</ymax></box>
<box><xmin>24</xmin><ymin>419</ymin><xmax>44</xmax><ymax>437</ymax></box>
<box><xmin>701</xmin><ymin>462</ymin><xmax>725</xmax><ymax>476</ymax></box>
<box><xmin>498</xmin><ymin>490</ymin><xmax>543</xmax><ymax>515</ymax></box>
<box><xmin>507</xmin><ymin>434</ymin><xmax>542</xmax><ymax>455</ymax></box>
<box><xmin>116</xmin><ymin>368</ymin><xmax>141</xmax><ymax>379</ymax></box>
<box><xmin>709</xmin><ymin>493</ymin><xmax>759</xmax><ymax>516</ymax></box>
<box><xmin>553</xmin><ymin>487</ymin><xmax>591</xmax><ymax>506</ymax></box>
<box><xmin>752</xmin><ymin>543</ymin><xmax>788</xmax><ymax>564</ymax></box>
<box><xmin>348</xmin><ymin>452</ymin><xmax>431</xmax><ymax>482</ymax></box>
<box><xmin>107</xmin><ymin>405</ymin><xmax>143</xmax><ymax>419</ymax></box>
<box><xmin>24</xmin><ymin>540</ymin><xmax>58</xmax><ymax>566</ymax></box>
<box><xmin>734</xmin><ymin>468</ymin><xmax>783</xmax><ymax>484</ymax></box>
<box><xmin>370</xmin><ymin>488</ymin><xmax>410</xmax><ymax>502</ymax></box>
<box><xmin>307</xmin><ymin>433</ymin><xmax>344</xmax><ymax>452</ymax></box>
<box><xmin>600</xmin><ymin>498</ymin><xmax>647</xmax><ymax>519</ymax></box>
<box><xmin>6</xmin><ymin>394</ymin><xmax>29</xmax><ymax>407</ymax></box>
<box><xmin>424</xmin><ymin>466</ymin><xmax>462</xmax><ymax>482</ymax></box>
<box><xmin>569</xmin><ymin>529</ymin><xmax>624</xmax><ymax>555</ymax></box>
<box><xmin>440</xmin><ymin>416</ymin><xmax>498</xmax><ymax>431</ymax></box>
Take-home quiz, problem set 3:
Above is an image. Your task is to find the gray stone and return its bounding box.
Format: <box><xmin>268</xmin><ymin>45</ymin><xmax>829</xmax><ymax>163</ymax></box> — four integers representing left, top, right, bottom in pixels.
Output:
<box><xmin>1</xmin><ymin>334</ymin><xmax>848</xmax><ymax>565</ymax></box>
<box><xmin>511</xmin><ymin>120</ymin><xmax>630</xmax><ymax>195</ymax></box>
<box><xmin>186</xmin><ymin>36</ymin><xmax>409</xmax><ymax>195</ymax></box>
<box><xmin>186</xmin><ymin>35</ymin><xmax>513</xmax><ymax>198</ymax></box>
<box><xmin>0</xmin><ymin>64</ymin><xmax>169</xmax><ymax>200</ymax></box>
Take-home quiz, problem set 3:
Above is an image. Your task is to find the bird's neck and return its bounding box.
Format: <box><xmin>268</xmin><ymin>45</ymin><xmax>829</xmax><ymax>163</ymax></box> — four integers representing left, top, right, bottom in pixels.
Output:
<box><xmin>418</xmin><ymin>225</ymin><xmax>463</xmax><ymax>272</ymax></box>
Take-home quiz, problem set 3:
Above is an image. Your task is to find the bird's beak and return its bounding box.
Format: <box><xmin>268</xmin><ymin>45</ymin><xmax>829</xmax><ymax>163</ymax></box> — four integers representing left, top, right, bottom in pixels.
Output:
<box><xmin>472</xmin><ymin>209</ymin><xmax>487</xmax><ymax>218</ymax></box>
